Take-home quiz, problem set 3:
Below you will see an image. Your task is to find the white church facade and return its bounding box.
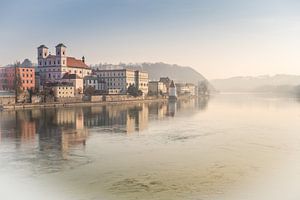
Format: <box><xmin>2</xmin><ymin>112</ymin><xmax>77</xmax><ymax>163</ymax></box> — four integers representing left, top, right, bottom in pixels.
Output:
<box><xmin>37</xmin><ymin>43</ymin><xmax>91</xmax><ymax>86</ymax></box>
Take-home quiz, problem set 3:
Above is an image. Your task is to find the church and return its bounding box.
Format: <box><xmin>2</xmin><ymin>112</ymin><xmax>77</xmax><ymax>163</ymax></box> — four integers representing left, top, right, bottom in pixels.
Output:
<box><xmin>37</xmin><ymin>43</ymin><xmax>91</xmax><ymax>86</ymax></box>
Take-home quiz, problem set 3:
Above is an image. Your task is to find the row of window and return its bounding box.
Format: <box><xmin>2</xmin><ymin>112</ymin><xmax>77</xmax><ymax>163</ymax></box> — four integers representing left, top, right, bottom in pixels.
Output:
<box><xmin>40</xmin><ymin>68</ymin><xmax>85</xmax><ymax>74</ymax></box>
<box><xmin>98</xmin><ymin>72</ymin><xmax>125</xmax><ymax>77</ymax></box>
<box><xmin>21</xmin><ymin>69</ymin><xmax>33</xmax><ymax>72</ymax></box>
<box><xmin>22</xmin><ymin>80</ymin><xmax>33</xmax><ymax>84</ymax></box>
<box><xmin>58</xmin><ymin>91</ymin><xmax>73</xmax><ymax>95</ymax></box>
<box><xmin>39</xmin><ymin>60</ymin><xmax>65</xmax><ymax>66</ymax></box>
<box><xmin>22</xmin><ymin>74</ymin><xmax>33</xmax><ymax>78</ymax></box>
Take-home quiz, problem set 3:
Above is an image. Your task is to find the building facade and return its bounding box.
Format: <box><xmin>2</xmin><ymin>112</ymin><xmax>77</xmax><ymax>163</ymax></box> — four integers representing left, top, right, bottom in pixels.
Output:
<box><xmin>148</xmin><ymin>81</ymin><xmax>167</xmax><ymax>96</ymax></box>
<box><xmin>53</xmin><ymin>84</ymin><xmax>75</xmax><ymax>98</ymax></box>
<box><xmin>175</xmin><ymin>83</ymin><xmax>196</xmax><ymax>96</ymax></box>
<box><xmin>37</xmin><ymin>44</ymin><xmax>91</xmax><ymax>87</ymax></box>
<box><xmin>61</xmin><ymin>74</ymin><xmax>83</xmax><ymax>95</ymax></box>
<box><xmin>83</xmin><ymin>76</ymin><xmax>107</xmax><ymax>93</ymax></box>
<box><xmin>93</xmin><ymin>69</ymin><xmax>148</xmax><ymax>95</ymax></box>
<box><xmin>0</xmin><ymin>60</ymin><xmax>35</xmax><ymax>91</ymax></box>
<box><xmin>135</xmin><ymin>71</ymin><xmax>149</xmax><ymax>95</ymax></box>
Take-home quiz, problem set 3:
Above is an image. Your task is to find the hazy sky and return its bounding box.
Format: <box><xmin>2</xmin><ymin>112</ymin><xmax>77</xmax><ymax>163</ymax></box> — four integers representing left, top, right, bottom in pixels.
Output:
<box><xmin>1</xmin><ymin>0</ymin><xmax>300</xmax><ymax>79</ymax></box>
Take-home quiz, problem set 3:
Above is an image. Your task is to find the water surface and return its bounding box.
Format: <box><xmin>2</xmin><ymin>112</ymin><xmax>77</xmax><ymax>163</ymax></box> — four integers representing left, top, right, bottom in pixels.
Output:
<box><xmin>1</xmin><ymin>94</ymin><xmax>300</xmax><ymax>200</ymax></box>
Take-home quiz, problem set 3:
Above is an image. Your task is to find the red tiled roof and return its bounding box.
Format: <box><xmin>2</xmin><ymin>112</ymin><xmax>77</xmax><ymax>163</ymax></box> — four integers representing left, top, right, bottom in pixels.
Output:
<box><xmin>67</xmin><ymin>57</ymin><xmax>89</xmax><ymax>69</ymax></box>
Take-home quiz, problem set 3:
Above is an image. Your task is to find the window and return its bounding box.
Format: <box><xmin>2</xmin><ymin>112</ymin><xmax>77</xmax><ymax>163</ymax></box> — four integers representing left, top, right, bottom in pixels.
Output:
<box><xmin>39</xmin><ymin>62</ymin><xmax>42</xmax><ymax>65</ymax></box>
<box><xmin>44</xmin><ymin>62</ymin><xmax>46</xmax><ymax>65</ymax></box>
<box><xmin>39</xmin><ymin>53</ymin><xmax>42</xmax><ymax>56</ymax></box>
<box><xmin>63</xmin><ymin>51</ymin><xmax>65</xmax><ymax>55</ymax></box>
<box><xmin>63</xmin><ymin>60</ymin><xmax>65</xmax><ymax>65</ymax></box>
<box><xmin>58</xmin><ymin>61</ymin><xmax>60</xmax><ymax>64</ymax></box>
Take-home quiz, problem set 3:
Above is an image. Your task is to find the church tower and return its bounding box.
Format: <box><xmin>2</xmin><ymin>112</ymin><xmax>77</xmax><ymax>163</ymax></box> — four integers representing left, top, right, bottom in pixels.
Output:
<box><xmin>55</xmin><ymin>43</ymin><xmax>67</xmax><ymax>67</ymax></box>
<box><xmin>37</xmin><ymin>45</ymin><xmax>49</xmax><ymax>67</ymax></box>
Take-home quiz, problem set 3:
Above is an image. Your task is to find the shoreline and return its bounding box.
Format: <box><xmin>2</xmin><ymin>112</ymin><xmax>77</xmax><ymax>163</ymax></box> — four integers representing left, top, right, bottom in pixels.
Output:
<box><xmin>1</xmin><ymin>97</ymin><xmax>170</xmax><ymax>111</ymax></box>
<box><xmin>0</xmin><ymin>95</ymin><xmax>205</xmax><ymax>111</ymax></box>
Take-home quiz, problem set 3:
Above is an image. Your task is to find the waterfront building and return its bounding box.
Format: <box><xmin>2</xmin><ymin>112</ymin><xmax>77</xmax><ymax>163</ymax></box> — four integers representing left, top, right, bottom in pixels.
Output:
<box><xmin>83</xmin><ymin>76</ymin><xmax>107</xmax><ymax>94</ymax></box>
<box><xmin>169</xmin><ymin>80</ymin><xmax>177</xmax><ymax>101</ymax></box>
<box><xmin>0</xmin><ymin>59</ymin><xmax>35</xmax><ymax>91</ymax></box>
<box><xmin>175</xmin><ymin>83</ymin><xmax>196</xmax><ymax>96</ymax></box>
<box><xmin>93</xmin><ymin>69</ymin><xmax>149</xmax><ymax>95</ymax></box>
<box><xmin>148</xmin><ymin>81</ymin><xmax>167</xmax><ymax>96</ymax></box>
<box><xmin>61</xmin><ymin>73</ymin><xmax>83</xmax><ymax>95</ymax></box>
<box><xmin>53</xmin><ymin>84</ymin><xmax>75</xmax><ymax>98</ymax></box>
<box><xmin>135</xmin><ymin>71</ymin><xmax>149</xmax><ymax>96</ymax></box>
<box><xmin>37</xmin><ymin>43</ymin><xmax>91</xmax><ymax>86</ymax></box>
<box><xmin>159</xmin><ymin>77</ymin><xmax>171</xmax><ymax>94</ymax></box>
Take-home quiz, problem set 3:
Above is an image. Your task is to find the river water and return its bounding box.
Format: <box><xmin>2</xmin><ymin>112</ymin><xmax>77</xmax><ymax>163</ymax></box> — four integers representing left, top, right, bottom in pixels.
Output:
<box><xmin>1</xmin><ymin>94</ymin><xmax>300</xmax><ymax>200</ymax></box>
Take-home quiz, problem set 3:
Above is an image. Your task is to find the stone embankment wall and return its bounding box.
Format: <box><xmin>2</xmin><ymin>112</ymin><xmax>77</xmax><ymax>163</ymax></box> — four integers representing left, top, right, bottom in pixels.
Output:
<box><xmin>0</xmin><ymin>96</ymin><xmax>15</xmax><ymax>105</ymax></box>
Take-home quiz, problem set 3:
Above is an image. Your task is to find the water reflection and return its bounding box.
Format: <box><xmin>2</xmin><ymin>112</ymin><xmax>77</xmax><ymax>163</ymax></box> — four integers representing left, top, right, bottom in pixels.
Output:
<box><xmin>0</xmin><ymin>97</ymin><xmax>209</xmax><ymax>158</ymax></box>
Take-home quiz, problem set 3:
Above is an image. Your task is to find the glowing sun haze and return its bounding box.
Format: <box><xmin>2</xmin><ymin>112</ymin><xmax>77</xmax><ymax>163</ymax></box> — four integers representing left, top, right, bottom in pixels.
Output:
<box><xmin>1</xmin><ymin>0</ymin><xmax>300</xmax><ymax>79</ymax></box>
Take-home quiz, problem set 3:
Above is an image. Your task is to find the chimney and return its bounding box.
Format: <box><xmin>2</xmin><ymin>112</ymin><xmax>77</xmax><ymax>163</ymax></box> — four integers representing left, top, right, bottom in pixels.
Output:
<box><xmin>82</xmin><ymin>56</ymin><xmax>85</xmax><ymax>63</ymax></box>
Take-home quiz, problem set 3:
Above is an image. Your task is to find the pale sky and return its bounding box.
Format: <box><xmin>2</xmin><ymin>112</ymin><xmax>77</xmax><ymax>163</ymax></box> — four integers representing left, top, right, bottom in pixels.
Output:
<box><xmin>1</xmin><ymin>0</ymin><xmax>300</xmax><ymax>79</ymax></box>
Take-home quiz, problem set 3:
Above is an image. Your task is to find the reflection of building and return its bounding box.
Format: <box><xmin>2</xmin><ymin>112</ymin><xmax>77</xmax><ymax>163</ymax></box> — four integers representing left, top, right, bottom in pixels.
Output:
<box><xmin>148</xmin><ymin>102</ymin><xmax>168</xmax><ymax>119</ymax></box>
<box><xmin>83</xmin><ymin>104</ymin><xmax>149</xmax><ymax>134</ymax></box>
<box><xmin>19</xmin><ymin>120</ymin><xmax>36</xmax><ymax>142</ymax></box>
<box><xmin>167</xmin><ymin>101</ymin><xmax>177</xmax><ymax>117</ymax></box>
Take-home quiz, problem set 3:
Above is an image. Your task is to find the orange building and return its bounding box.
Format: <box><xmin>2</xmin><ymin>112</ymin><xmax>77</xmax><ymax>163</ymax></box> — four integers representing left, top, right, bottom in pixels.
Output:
<box><xmin>0</xmin><ymin>59</ymin><xmax>35</xmax><ymax>91</ymax></box>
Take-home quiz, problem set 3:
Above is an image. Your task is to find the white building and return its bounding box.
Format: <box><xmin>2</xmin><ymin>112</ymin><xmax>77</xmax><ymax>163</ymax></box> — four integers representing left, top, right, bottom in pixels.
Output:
<box><xmin>93</xmin><ymin>69</ymin><xmax>148</xmax><ymax>95</ymax></box>
<box><xmin>83</xmin><ymin>76</ymin><xmax>106</xmax><ymax>93</ymax></box>
<box><xmin>148</xmin><ymin>81</ymin><xmax>167</xmax><ymax>96</ymax></box>
<box><xmin>169</xmin><ymin>80</ymin><xmax>177</xmax><ymax>100</ymax></box>
<box><xmin>53</xmin><ymin>84</ymin><xmax>75</xmax><ymax>98</ymax></box>
<box><xmin>37</xmin><ymin>43</ymin><xmax>91</xmax><ymax>86</ymax></box>
<box><xmin>135</xmin><ymin>71</ymin><xmax>149</xmax><ymax>95</ymax></box>
<box><xmin>61</xmin><ymin>74</ymin><xmax>83</xmax><ymax>95</ymax></box>
<box><xmin>175</xmin><ymin>83</ymin><xmax>196</xmax><ymax>96</ymax></box>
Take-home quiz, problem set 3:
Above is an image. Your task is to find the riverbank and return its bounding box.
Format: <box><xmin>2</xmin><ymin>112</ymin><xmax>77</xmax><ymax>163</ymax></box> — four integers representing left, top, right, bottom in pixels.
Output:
<box><xmin>0</xmin><ymin>95</ymin><xmax>204</xmax><ymax>111</ymax></box>
<box><xmin>0</xmin><ymin>98</ymin><xmax>170</xmax><ymax>111</ymax></box>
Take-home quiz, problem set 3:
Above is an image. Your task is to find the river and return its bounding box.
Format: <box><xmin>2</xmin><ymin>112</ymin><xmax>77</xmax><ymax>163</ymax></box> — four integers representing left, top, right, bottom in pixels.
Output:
<box><xmin>1</xmin><ymin>93</ymin><xmax>300</xmax><ymax>200</ymax></box>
